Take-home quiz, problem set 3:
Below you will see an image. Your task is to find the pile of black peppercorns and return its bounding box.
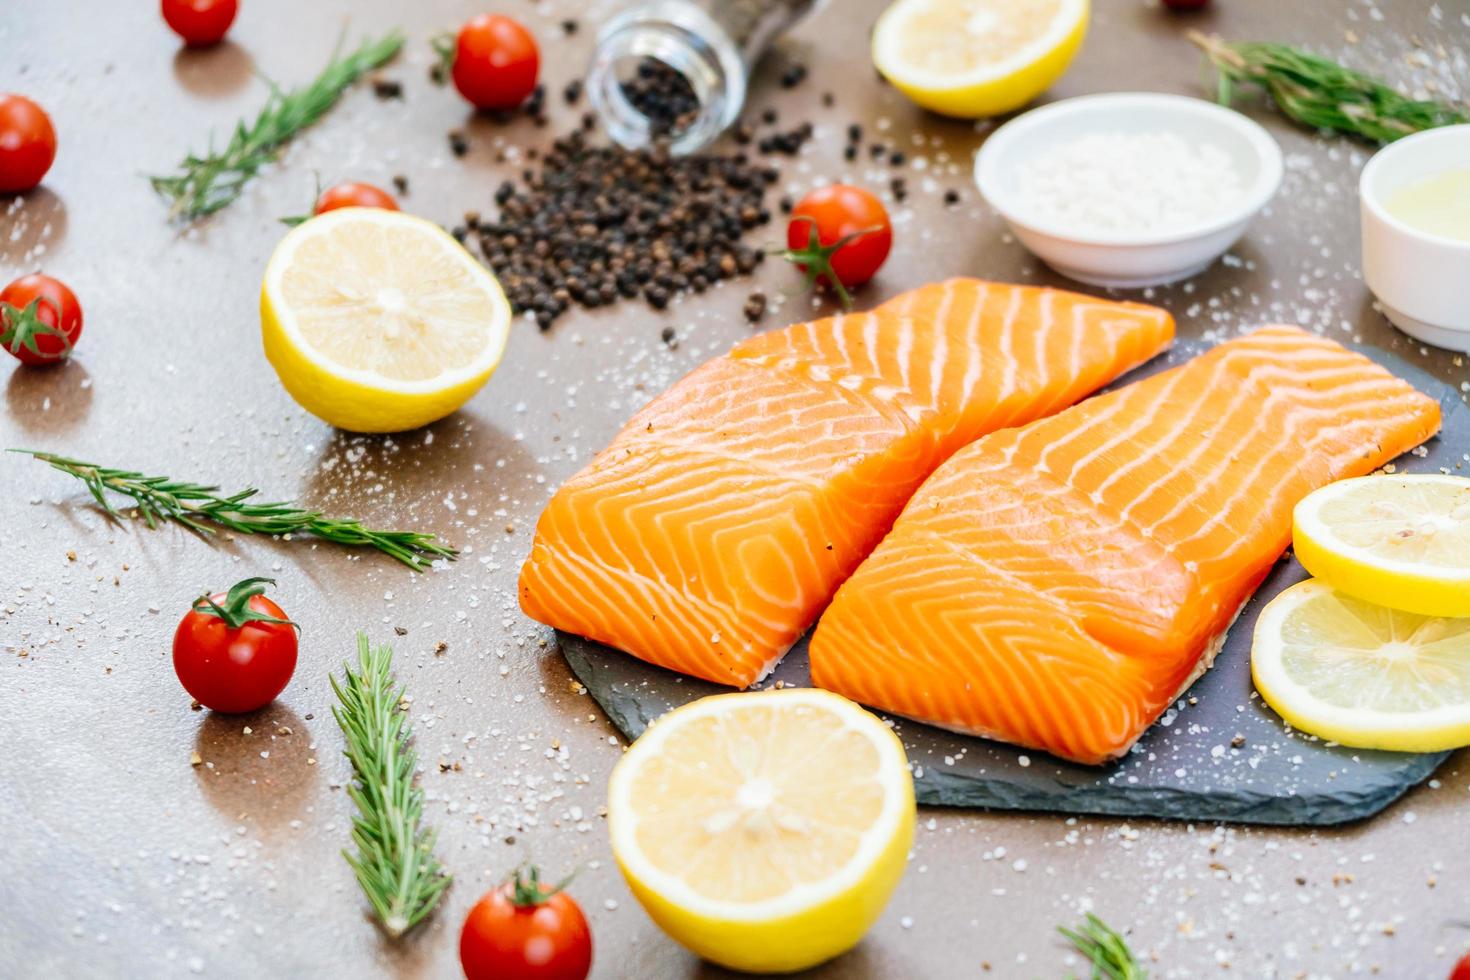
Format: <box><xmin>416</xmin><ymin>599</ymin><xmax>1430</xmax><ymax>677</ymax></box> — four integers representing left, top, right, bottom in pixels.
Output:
<box><xmin>468</xmin><ymin>131</ymin><xmax>777</xmax><ymax>329</ymax></box>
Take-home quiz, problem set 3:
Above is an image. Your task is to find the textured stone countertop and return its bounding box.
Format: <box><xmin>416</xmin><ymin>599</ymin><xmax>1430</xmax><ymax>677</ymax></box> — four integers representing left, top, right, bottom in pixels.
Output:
<box><xmin>3</xmin><ymin>0</ymin><xmax>1467</xmax><ymax>977</ymax></box>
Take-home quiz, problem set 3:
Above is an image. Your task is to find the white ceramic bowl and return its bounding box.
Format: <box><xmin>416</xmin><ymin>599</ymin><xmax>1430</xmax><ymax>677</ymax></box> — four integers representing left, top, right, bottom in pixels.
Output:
<box><xmin>1360</xmin><ymin>125</ymin><xmax>1470</xmax><ymax>353</ymax></box>
<box><xmin>974</xmin><ymin>92</ymin><xmax>1283</xmax><ymax>288</ymax></box>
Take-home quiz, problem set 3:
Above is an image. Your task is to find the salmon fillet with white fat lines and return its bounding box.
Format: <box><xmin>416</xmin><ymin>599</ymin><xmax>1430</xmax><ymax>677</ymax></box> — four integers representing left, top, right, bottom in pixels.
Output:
<box><xmin>519</xmin><ymin>278</ymin><xmax>1175</xmax><ymax>687</ymax></box>
<box><xmin>809</xmin><ymin>326</ymin><xmax>1443</xmax><ymax>764</ymax></box>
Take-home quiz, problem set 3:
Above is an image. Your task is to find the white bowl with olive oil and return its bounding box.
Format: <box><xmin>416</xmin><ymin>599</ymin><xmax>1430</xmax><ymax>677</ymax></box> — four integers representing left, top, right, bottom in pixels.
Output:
<box><xmin>1361</xmin><ymin>125</ymin><xmax>1470</xmax><ymax>352</ymax></box>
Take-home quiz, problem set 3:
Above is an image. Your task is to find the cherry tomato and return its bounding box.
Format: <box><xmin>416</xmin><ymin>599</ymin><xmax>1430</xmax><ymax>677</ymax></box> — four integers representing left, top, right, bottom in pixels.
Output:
<box><xmin>445</xmin><ymin>15</ymin><xmax>540</xmax><ymax>112</ymax></box>
<box><xmin>460</xmin><ymin>867</ymin><xmax>591</xmax><ymax>980</ymax></box>
<box><xmin>161</xmin><ymin>0</ymin><xmax>239</xmax><ymax>47</ymax></box>
<box><xmin>1450</xmin><ymin>952</ymin><xmax>1470</xmax><ymax>980</ymax></box>
<box><xmin>315</xmin><ymin>182</ymin><xmax>399</xmax><ymax>216</ymax></box>
<box><xmin>0</xmin><ymin>94</ymin><xmax>57</xmax><ymax>193</ymax></box>
<box><xmin>1</xmin><ymin>274</ymin><xmax>82</xmax><ymax>366</ymax></box>
<box><xmin>784</xmin><ymin>184</ymin><xmax>893</xmax><ymax>303</ymax></box>
<box><xmin>172</xmin><ymin>578</ymin><xmax>298</xmax><ymax>713</ymax></box>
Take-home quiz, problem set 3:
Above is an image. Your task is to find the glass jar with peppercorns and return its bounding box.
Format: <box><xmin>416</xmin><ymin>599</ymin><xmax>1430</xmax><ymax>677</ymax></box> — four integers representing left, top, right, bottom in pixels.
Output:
<box><xmin>588</xmin><ymin>0</ymin><xmax>823</xmax><ymax>155</ymax></box>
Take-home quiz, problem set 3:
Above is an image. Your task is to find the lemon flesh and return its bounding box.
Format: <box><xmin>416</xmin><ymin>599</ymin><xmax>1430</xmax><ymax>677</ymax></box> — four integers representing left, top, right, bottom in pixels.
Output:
<box><xmin>1252</xmin><ymin>579</ymin><xmax>1470</xmax><ymax>753</ymax></box>
<box><xmin>261</xmin><ymin>208</ymin><xmax>511</xmax><ymax>433</ymax></box>
<box><xmin>1294</xmin><ymin>475</ymin><xmax>1470</xmax><ymax>618</ymax></box>
<box><xmin>608</xmin><ymin>689</ymin><xmax>915</xmax><ymax>974</ymax></box>
<box><xmin>872</xmin><ymin>0</ymin><xmax>1089</xmax><ymax>118</ymax></box>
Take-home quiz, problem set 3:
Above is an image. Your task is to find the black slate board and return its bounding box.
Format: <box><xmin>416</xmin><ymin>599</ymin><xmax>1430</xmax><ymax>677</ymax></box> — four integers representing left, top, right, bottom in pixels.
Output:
<box><xmin>561</xmin><ymin>340</ymin><xmax>1469</xmax><ymax>826</ymax></box>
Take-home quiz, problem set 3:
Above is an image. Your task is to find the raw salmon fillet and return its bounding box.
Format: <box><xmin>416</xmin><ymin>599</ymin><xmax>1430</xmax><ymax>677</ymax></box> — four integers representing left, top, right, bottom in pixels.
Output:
<box><xmin>809</xmin><ymin>326</ymin><xmax>1442</xmax><ymax>764</ymax></box>
<box><xmin>519</xmin><ymin>279</ymin><xmax>1174</xmax><ymax>686</ymax></box>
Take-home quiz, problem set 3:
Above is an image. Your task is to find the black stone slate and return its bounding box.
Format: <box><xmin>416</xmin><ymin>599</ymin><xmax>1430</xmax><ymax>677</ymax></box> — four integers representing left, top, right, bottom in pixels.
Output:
<box><xmin>560</xmin><ymin>340</ymin><xmax>1467</xmax><ymax>826</ymax></box>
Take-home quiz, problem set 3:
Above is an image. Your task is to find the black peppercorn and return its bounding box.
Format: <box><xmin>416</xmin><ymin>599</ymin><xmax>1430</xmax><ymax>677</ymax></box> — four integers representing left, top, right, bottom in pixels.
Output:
<box><xmin>780</xmin><ymin>64</ymin><xmax>808</xmax><ymax>88</ymax></box>
<box><xmin>743</xmin><ymin>292</ymin><xmax>768</xmax><ymax>323</ymax></box>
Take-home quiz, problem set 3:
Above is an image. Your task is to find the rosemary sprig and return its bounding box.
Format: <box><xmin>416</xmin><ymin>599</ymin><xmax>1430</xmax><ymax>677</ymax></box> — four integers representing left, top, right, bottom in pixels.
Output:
<box><xmin>333</xmin><ymin>634</ymin><xmax>451</xmax><ymax>938</ymax></box>
<box><xmin>149</xmin><ymin>32</ymin><xmax>404</xmax><ymax>220</ymax></box>
<box><xmin>12</xmin><ymin>449</ymin><xmax>456</xmax><ymax>571</ymax></box>
<box><xmin>1059</xmin><ymin>914</ymin><xmax>1148</xmax><ymax>980</ymax></box>
<box><xmin>1190</xmin><ymin>31</ymin><xmax>1469</xmax><ymax>144</ymax></box>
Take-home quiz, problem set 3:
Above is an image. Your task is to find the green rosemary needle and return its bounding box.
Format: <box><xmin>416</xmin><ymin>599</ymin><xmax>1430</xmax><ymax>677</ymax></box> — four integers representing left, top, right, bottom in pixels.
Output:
<box><xmin>333</xmin><ymin>634</ymin><xmax>451</xmax><ymax>938</ymax></box>
<box><xmin>1190</xmin><ymin>31</ymin><xmax>1469</xmax><ymax>144</ymax></box>
<box><xmin>1059</xmin><ymin>914</ymin><xmax>1148</xmax><ymax>980</ymax></box>
<box><xmin>12</xmin><ymin>449</ymin><xmax>457</xmax><ymax>571</ymax></box>
<box><xmin>149</xmin><ymin>32</ymin><xmax>404</xmax><ymax>220</ymax></box>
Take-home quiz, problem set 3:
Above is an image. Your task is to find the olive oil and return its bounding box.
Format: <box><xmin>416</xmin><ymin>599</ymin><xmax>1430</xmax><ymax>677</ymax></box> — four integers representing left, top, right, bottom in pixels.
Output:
<box><xmin>1384</xmin><ymin>168</ymin><xmax>1470</xmax><ymax>242</ymax></box>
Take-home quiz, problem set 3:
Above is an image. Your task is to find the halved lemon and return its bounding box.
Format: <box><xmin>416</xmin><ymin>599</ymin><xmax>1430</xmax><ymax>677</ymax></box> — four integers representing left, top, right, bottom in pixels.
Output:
<box><xmin>872</xmin><ymin>0</ymin><xmax>1089</xmax><ymax>118</ymax></box>
<box><xmin>261</xmin><ymin>207</ymin><xmax>511</xmax><ymax>433</ymax></box>
<box><xmin>1252</xmin><ymin>579</ymin><xmax>1470</xmax><ymax>753</ymax></box>
<box><xmin>607</xmin><ymin>689</ymin><xmax>914</xmax><ymax>974</ymax></box>
<box><xmin>1294</xmin><ymin>475</ymin><xmax>1470</xmax><ymax>618</ymax></box>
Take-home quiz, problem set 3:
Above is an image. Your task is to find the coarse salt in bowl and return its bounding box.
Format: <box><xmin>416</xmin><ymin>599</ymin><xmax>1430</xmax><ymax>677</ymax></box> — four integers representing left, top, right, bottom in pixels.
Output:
<box><xmin>974</xmin><ymin>92</ymin><xmax>1283</xmax><ymax>288</ymax></box>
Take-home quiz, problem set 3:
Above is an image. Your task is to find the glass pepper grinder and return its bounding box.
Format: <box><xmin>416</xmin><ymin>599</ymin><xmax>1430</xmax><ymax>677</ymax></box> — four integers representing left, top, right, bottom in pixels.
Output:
<box><xmin>587</xmin><ymin>0</ymin><xmax>825</xmax><ymax>155</ymax></box>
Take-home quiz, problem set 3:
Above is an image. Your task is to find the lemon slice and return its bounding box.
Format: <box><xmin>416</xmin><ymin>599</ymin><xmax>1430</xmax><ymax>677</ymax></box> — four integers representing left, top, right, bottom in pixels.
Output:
<box><xmin>1252</xmin><ymin>579</ymin><xmax>1470</xmax><ymax>753</ymax></box>
<box><xmin>1294</xmin><ymin>475</ymin><xmax>1470</xmax><ymax>618</ymax></box>
<box><xmin>261</xmin><ymin>207</ymin><xmax>511</xmax><ymax>433</ymax></box>
<box><xmin>608</xmin><ymin>689</ymin><xmax>914</xmax><ymax>974</ymax></box>
<box><xmin>872</xmin><ymin>0</ymin><xmax>1089</xmax><ymax>118</ymax></box>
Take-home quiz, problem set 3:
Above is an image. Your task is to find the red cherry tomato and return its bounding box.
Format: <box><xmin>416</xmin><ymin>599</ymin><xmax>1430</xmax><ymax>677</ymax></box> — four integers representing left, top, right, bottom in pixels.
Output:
<box><xmin>1450</xmin><ymin>952</ymin><xmax>1470</xmax><ymax>980</ymax></box>
<box><xmin>460</xmin><ymin>868</ymin><xmax>591</xmax><ymax>980</ymax></box>
<box><xmin>172</xmin><ymin>578</ymin><xmax>298</xmax><ymax>713</ymax></box>
<box><xmin>447</xmin><ymin>15</ymin><xmax>540</xmax><ymax>111</ymax></box>
<box><xmin>161</xmin><ymin>0</ymin><xmax>239</xmax><ymax>47</ymax></box>
<box><xmin>1</xmin><ymin>274</ymin><xmax>82</xmax><ymax>366</ymax></box>
<box><xmin>315</xmin><ymin>182</ymin><xmax>399</xmax><ymax>216</ymax></box>
<box><xmin>784</xmin><ymin>184</ymin><xmax>893</xmax><ymax>303</ymax></box>
<box><xmin>0</xmin><ymin>94</ymin><xmax>57</xmax><ymax>193</ymax></box>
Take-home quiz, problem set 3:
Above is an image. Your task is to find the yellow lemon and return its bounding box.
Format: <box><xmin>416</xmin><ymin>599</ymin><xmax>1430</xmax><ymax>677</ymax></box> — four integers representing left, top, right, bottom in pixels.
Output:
<box><xmin>1293</xmin><ymin>474</ymin><xmax>1470</xmax><ymax>618</ymax></box>
<box><xmin>261</xmin><ymin>207</ymin><xmax>511</xmax><ymax>433</ymax></box>
<box><xmin>607</xmin><ymin>688</ymin><xmax>915</xmax><ymax>974</ymax></box>
<box><xmin>872</xmin><ymin>0</ymin><xmax>1089</xmax><ymax>118</ymax></box>
<box><xmin>1252</xmin><ymin>579</ymin><xmax>1470</xmax><ymax>753</ymax></box>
